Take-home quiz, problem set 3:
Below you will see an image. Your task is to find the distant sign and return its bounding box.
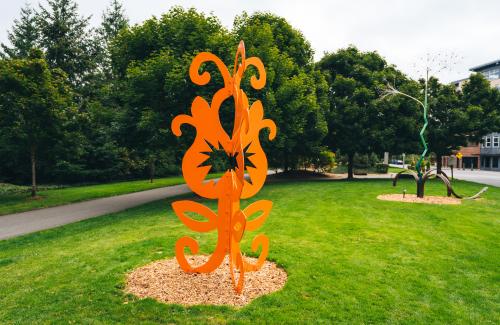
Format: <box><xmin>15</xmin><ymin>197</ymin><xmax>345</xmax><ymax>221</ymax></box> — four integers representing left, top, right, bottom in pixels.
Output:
<box><xmin>456</xmin><ymin>152</ymin><xmax>463</xmax><ymax>159</ymax></box>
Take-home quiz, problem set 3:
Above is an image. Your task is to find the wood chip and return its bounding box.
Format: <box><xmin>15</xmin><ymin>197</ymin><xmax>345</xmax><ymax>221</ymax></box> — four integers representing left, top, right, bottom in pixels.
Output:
<box><xmin>125</xmin><ymin>255</ymin><xmax>287</xmax><ymax>307</ymax></box>
<box><xmin>377</xmin><ymin>194</ymin><xmax>461</xmax><ymax>205</ymax></box>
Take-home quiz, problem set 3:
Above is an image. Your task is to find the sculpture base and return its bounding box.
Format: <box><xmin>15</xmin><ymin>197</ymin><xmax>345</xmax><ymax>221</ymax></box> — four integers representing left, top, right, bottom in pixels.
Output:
<box><xmin>125</xmin><ymin>255</ymin><xmax>287</xmax><ymax>307</ymax></box>
<box><xmin>377</xmin><ymin>194</ymin><xmax>461</xmax><ymax>205</ymax></box>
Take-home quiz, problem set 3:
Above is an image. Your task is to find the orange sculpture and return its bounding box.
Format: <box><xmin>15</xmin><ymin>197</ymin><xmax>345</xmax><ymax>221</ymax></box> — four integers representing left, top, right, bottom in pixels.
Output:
<box><xmin>171</xmin><ymin>41</ymin><xmax>276</xmax><ymax>293</ymax></box>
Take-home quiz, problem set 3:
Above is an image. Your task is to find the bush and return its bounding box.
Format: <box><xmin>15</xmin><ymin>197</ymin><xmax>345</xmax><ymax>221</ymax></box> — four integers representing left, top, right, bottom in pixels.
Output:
<box><xmin>314</xmin><ymin>150</ymin><xmax>336</xmax><ymax>172</ymax></box>
<box><xmin>375</xmin><ymin>163</ymin><xmax>389</xmax><ymax>173</ymax></box>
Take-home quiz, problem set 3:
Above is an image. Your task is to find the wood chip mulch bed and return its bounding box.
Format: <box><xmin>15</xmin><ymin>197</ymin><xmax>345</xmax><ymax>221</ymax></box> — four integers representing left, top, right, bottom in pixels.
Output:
<box><xmin>377</xmin><ymin>194</ymin><xmax>461</xmax><ymax>205</ymax></box>
<box><xmin>125</xmin><ymin>255</ymin><xmax>287</xmax><ymax>307</ymax></box>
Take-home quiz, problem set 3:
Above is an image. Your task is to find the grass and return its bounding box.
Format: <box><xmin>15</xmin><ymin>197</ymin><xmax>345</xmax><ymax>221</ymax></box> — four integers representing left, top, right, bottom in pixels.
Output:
<box><xmin>0</xmin><ymin>178</ymin><xmax>498</xmax><ymax>323</ymax></box>
<box><xmin>330</xmin><ymin>165</ymin><xmax>391</xmax><ymax>174</ymax></box>
<box><xmin>0</xmin><ymin>174</ymin><xmax>221</xmax><ymax>216</ymax></box>
<box><xmin>388</xmin><ymin>166</ymin><xmax>406</xmax><ymax>173</ymax></box>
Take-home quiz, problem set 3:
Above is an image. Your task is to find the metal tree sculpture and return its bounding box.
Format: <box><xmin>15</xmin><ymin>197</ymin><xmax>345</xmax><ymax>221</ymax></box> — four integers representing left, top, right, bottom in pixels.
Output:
<box><xmin>382</xmin><ymin>68</ymin><xmax>430</xmax><ymax>197</ymax></box>
<box><xmin>170</xmin><ymin>41</ymin><xmax>276</xmax><ymax>293</ymax></box>
<box><xmin>382</xmin><ymin>56</ymin><xmax>486</xmax><ymax>199</ymax></box>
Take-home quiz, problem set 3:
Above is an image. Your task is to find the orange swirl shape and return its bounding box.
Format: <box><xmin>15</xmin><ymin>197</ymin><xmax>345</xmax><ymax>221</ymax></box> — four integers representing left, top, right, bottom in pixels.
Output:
<box><xmin>170</xmin><ymin>41</ymin><xmax>276</xmax><ymax>293</ymax></box>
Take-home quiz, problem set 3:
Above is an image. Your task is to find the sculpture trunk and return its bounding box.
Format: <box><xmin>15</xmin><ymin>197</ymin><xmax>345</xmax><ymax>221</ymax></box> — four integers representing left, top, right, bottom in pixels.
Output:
<box><xmin>417</xmin><ymin>178</ymin><xmax>424</xmax><ymax>198</ymax></box>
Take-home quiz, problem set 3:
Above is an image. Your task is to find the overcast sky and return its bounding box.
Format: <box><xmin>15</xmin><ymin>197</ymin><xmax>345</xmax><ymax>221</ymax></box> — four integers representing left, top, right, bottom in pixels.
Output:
<box><xmin>1</xmin><ymin>0</ymin><xmax>499</xmax><ymax>82</ymax></box>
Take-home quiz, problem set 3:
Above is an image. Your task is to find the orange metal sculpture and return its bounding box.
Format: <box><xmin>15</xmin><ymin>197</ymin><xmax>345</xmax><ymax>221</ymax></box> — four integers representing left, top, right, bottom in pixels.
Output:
<box><xmin>171</xmin><ymin>41</ymin><xmax>276</xmax><ymax>293</ymax></box>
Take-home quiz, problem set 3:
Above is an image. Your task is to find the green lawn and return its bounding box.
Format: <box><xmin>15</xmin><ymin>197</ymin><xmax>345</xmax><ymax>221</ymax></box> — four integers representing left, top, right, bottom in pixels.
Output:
<box><xmin>388</xmin><ymin>166</ymin><xmax>406</xmax><ymax>173</ymax></box>
<box><xmin>0</xmin><ymin>179</ymin><xmax>498</xmax><ymax>323</ymax></box>
<box><xmin>0</xmin><ymin>174</ymin><xmax>221</xmax><ymax>216</ymax></box>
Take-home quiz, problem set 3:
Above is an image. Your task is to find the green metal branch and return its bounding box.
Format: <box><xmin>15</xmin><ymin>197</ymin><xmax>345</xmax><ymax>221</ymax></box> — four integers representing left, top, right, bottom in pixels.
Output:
<box><xmin>415</xmin><ymin>69</ymin><xmax>429</xmax><ymax>180</ymax></box>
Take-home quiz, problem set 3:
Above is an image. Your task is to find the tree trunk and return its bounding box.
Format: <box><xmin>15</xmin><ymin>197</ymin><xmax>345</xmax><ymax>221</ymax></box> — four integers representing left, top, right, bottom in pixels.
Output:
<box><xmin>284</xmin><ymin>151</ymin><xmax>289</xmax><ymax>172</ymax></box>
<box><xmin>436</xmin><ymin>154</ymin><xmax>443</xmax><ymax>174</ymax></box>
<box><xmin>30</xmin><ymin>145</ymin><xmax>37</xmax><ymax>197</ymax></box>
<box><xmin>149</xmin><ymin>159</ymin><xmax>155</xmax><ymax>183</ymax></box>
<box><xmin>347</xmin><ymin>153</ymin><xmax>354</xmax><ymax>180</ymax></box>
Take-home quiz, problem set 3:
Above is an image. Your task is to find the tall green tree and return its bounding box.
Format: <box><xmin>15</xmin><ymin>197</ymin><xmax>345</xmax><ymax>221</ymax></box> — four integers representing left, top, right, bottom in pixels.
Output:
<box><xmin>234</xmin><ymin>12</ymin><xmax>328</xmax><ymax>171</ymax></box>
<box><xmin>100</xmin><ymin>0</ymin><xmax>128</xmax><ymax>44</ymax></box>
<box><xmin>97</xmin><ymin>0</ymin><xmax>128</xmax><ymax>79</ymax></box>
<box><xmin>111</xmin><ymin>7</ymin><xmax>233</xmax><ymax>179</ymax></box>
<box><xmin>421</xmin><ymin>77</ymin><xmax>471</xmax><ymax>173</ymax></box>
<box><xmin>319</xmin><ymin>46</ymin><xmax>419</xmax><ymax>178</ymax></box>
<box><xmin>461</xmin><ymin>73</ymin><xmax>500</xmax><ymax>137</ymax></box>
<box><xmin>1</xmin><ymin>3</ymin><xmax>39</xmax><ymax>59</ymax></box>
<box><xmin>37</xmin><ymin>0</ymin><xmax>97</xmax><ymax>86</ymax></box>
<box><xmin>0</xmin><ymin>51</ymin><xmax>75</xmax><ymax>196</ymax></box>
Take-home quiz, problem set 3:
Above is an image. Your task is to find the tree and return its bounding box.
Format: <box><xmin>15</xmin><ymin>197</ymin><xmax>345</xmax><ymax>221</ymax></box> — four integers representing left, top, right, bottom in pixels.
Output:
<box><xmin>97</xmin><ymin>0</ymin><xmax>128</xmax><ymax>79</ymax></box>
<box><xmin>111</xmin><ymin>7</ymin><xmax>232</xmax><ymax>180</ymax></box>
<box><xmin>0</xmin><ymin>51</ymin><xmax>75</xmax><ymax>196</ymax></box>
<box><xmin>461</xmin><ymin>73</ymin><xmax>500</xmax><ymax>138</ymax></box>
<box><xmin>424</xmin><ymin>77</ymin><xmax>470</xmax><ymax>173</ymax></box>
<box><xmin>111</xmin><ymin>6</ymin><xmax>231</xmax><ymax>76</ymax></box>
<box><xmin>319</xmin><ymin>46</ymin><xmax>419</xmax><ymax>179</ymax></box>
<box><xmin>100</xmin><ymin>0</ymin><xmax>128</xmax><ymax>44</ymax></box>
<box><xmin>234</xmin><ymin>12</ymin><xmax>328</xmax><ymax>171</ymax></box>
<box><xmin>1</xmin><ymin>3</ymin><xmax>39</xmax><ymax>59</ymax></box>
<box><xmin>37</xmin><ymin>0</ymin><xmax>97</xmax><ymax>86</ymax></box>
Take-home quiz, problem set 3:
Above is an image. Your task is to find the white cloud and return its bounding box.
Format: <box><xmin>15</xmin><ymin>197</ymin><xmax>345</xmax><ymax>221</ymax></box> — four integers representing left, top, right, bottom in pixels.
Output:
<box><xmin>1</xmin><ymin>0</ymin><xmax>499</xmax><ymax>82</ymax></box>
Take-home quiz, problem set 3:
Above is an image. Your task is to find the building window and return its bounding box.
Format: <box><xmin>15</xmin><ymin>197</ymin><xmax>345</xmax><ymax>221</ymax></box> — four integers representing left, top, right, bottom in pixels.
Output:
<box><xmin>481</xmin><ymin>157</ymin><xmax>485</xmax><ymax>167</ymax></box>
<box><xmin>485</xmin><ymin>137</ymin><xmax>491</xmax><ymax>147</ymax></box>
<box><xmin>493</xmin><ymin>157</ymin><xmax>499</xmax><ymax>168</ymax></box>
<box><xmin>494</xmin><ymin>136</ymin><xmax>499</xmax><ymax>148</ymax></box>
<box><xmin>482</xmin><ymin>67</ymin><xmax>500</xmax><ymax>80</ymax></box>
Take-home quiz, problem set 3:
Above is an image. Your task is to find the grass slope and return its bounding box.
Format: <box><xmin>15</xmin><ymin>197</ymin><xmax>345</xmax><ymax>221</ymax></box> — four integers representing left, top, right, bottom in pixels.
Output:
<box><xmin>0</xmin><ymin>179</ymin><xmax>498</xmax><ymax>323</ymax></box>
<box><xmin>0</xmin><ymin>174</ymin><xmax>221</xmax><ymax>216</ymax></box>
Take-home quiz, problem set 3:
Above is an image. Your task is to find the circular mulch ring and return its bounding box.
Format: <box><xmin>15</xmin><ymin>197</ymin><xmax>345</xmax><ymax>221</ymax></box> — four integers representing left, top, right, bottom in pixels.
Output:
<box><xmin>377</xmin><ymin>194</ymin><xmax>461</xmax><ymax>205</ymax></box>
<box><xmin>125</xmin><ymin>255</ymin><xmax>287</xmax><ymax>307</ymax></box>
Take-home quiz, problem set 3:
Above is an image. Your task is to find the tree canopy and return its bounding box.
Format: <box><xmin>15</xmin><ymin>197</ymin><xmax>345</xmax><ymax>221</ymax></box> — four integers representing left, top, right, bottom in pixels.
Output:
<box><xmin>0</xmin><ymin>2</ymin><xmax>498</xmax><ymax>185</ymax></box>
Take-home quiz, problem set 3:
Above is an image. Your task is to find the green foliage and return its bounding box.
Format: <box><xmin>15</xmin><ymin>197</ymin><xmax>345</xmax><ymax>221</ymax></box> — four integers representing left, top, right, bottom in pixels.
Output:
<box><xmin>319</xmin><ymin>46</ymin><xmax>420</xmax><ymax>178</ymax></box>
<box><xmin>0</xmin><ymin>54</ymin><xmax>76</xmax><ymax>188</ymax></box>
<box><xmin>313</xmin><ymin>150</ymin><xmax>336</xmax><ymax>172</ymax></box>
<box><xmin>37</xmin><ymin>0</ymin><xmax>98</xmax><ymax>86</ymax></box>
<box><xmin>97</xmin><ymin>0</ymin><xmax>128</xmax><ymax>79</ymax></box>
<box><xmin>235</xmin><ymin>12</ymin><xmax>328</xmax><ymax>171</ymax></box>
<box><xmin>99</xmin><ymin>0</ymin><xmax>128</xmax><ymax>44</ymax></box>
<box><xmin>1</xmin><ymin>3</ymin><xmax>499</xmax><ymax>186</ymax></box>
<box><xmin>0</xmin><ymin>183</ymin><xmax>65</xmax><ymax>195</ymax></box>
<box><xmin>0</xmin><ymin>3</ymin><xmax>39</xmax><ymax>59</ymax></box>
<box><xmin>424</xmin><ymin>77</ymin><xmax>469</xmax><ymax>167</ymax></box>
<box><xmin>461</xmin><ymin>73</ymin><xmax>500</xmax><ymax>137</ymax></box>
<box><xmin>110</xmin><ymin>8</ymin><xmax>233</xmax><ymax>180</ymax></box>
<box><xmin>375</xmin><ymin>163</ymin><xmax>389</xmax><ymax>173</ymax></box>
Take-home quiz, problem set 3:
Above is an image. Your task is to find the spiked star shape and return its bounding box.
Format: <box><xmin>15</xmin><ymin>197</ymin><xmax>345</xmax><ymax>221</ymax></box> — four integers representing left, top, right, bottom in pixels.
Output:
<box><xmin>199</xmin><ymin>140</ymin><xmax>256</xmax><ymax>178</ymax></box>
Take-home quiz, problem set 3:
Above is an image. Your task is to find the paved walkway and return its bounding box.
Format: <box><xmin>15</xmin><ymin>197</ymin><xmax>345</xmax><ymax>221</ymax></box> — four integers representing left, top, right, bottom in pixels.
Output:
<box><xmin>441</xmin><ymin>168</ymin><xmax>500</xmax><ymax>187</ymax></box>
<box><xmin>0</xmin><ymin>183</ymin><xmax>192</xmax><ymax>241</ymax></box>
<box><xmin>1</xmin><ymin>169</ymin><xmax>495</xmax><ymax>241</ymax></box>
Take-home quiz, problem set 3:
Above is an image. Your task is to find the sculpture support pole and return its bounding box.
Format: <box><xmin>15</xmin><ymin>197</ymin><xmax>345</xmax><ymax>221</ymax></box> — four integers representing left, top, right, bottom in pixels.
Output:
<box><xmin>415</xmin><ymin>68</ymin><xmax>429</xmax><ymax>198</ymax></box>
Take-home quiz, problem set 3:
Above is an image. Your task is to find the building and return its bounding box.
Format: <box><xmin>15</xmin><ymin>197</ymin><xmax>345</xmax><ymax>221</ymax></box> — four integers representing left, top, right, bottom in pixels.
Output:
<box><xmin>446</xmin><ymin>59</ymin><xmax>500</xmax><ymax>170</ymax></box>
<box><xmin>442</xmin><ymin>140</ymin><xmax>480</xmax><ymax>169</ymax></box>
<box><xmin>452</xmin><ymin>77</ymin><xmax>469</xmax><ymax>91</ymax></box>
<box><xmin>470</xmin><ymin>60</ymin><xmax>500</xmax><ymax>90</ymax></box>
<box><xmin>481</xmin><ymin>132</ymin><xmax>500</xmax><ymax>170</ymax></box>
